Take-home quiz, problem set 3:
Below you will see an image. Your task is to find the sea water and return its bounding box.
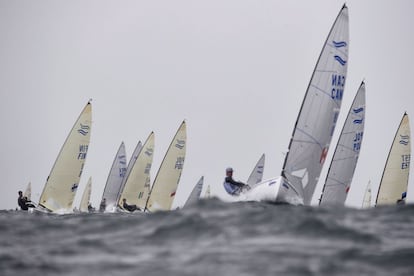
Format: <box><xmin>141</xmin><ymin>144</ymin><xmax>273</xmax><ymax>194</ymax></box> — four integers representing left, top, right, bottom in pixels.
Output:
<box><xmin>1</xmin><ymin>199</ymin><xmax>414</xmax><ymax>276</ymax></box>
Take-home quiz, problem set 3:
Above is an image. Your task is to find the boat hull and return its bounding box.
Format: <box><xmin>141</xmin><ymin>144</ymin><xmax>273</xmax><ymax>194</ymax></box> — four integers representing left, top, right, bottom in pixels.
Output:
<box><xmin>236</xmin><ymin>176</ymin><xmax>303</xmax><ymax>205</ymax></box>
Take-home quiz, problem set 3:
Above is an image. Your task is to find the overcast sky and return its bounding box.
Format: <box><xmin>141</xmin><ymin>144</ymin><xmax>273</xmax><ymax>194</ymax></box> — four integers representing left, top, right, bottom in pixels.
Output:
<box><xmin>1</xmin><ymin>0</ymin><xmax>413</xmax><ymax>210</ymax></box>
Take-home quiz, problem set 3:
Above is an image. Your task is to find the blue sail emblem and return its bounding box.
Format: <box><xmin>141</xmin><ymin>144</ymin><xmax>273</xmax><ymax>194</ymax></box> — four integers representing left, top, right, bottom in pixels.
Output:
<box><xmin>334</xmin><ymin>55</ymin><xmax>347</xmax><ymax>66</ymax></box>
<box><xmin>399</xmin><ymin>135</ymin><xmax>409</xmax><ymax>145</ymax></box>
<box><xmin>332</xmin><ymin>41</ymin><xmax>347</xmax><ymax>48</ymax></box>
<box><xmin>145</xmin><ymin>148</ymin><xmax>154</xmax><ymax>156</ymax></box>
<box><xmin>77</xmin><ymin>124</ymin><xmax>90</xmax><ymax>136</ymax></box>
<box><xmin>175</xmin><ymin>139</ymin><xmax>185</xmax><ymax>149</ymax></box>
<box><xmin>353</xmin><ymin>119</ymin><xmax>363</xmax><ymax>124</ymax></box>
<box><xmin>353</xmin><ymin>107</ymin><xmax>364</xmax><ymax>113</ymax></box>
<box><xmin>71</xmin><ymin>183</ymin><xmax>79</xmax><ymax>192</ymax></box>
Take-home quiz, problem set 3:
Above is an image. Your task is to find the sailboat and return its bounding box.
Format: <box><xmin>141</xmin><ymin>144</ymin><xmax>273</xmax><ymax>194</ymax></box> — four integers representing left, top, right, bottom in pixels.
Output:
<box><xmin>37</xmin><ymin>101</ymin><xmax>92</xmax><ymax>213</ymax></box>
<box><xmin>246</xmin><ymin>154</ymin><xmax>265</xmax><ymax>188</ymax></box>
<box><xmin>145</xmin><ymin>121</ymin><xmax>186</xmax><ymax>212</ymax></box>
<box><xmin>319</xmin><ymin>81</ymin><xmax>365</xmax><ymax>205</ymax></box>
<box><xmin>24</xmin><ymin>182</ymin><xmax>32</xmax><ymax>201</ymax></box>
<box><xmin>235</xmin><ymin>5</ymin><xmax>349</xmax><ymax>205</ymax></box>
<box><xmin>117</xmin><ymin>132</ymin><xmax>155</xmax><ymax>212</ymax></box>
<box><xmin>183</xmin><ymin>176</ymin><xmax>204</xmax><ymax>207</ymax></box>
<box><xmin>376</xmin><ymin>113</ymin><xmax>411</xmax><ymax>206</ymax></box>
<box><xmin>362</xmin><ymin>181</ymin><xmax>371</xmax><ymax>208</ymax></box>
<box><xmin>79</xmin><ymin>177</ymin><xmax>92</xmax><ymax>213</ymax></box>
<box><xmin>204</xmin><ymin>185</ymin><xmax>211</xmax><ymax>199</ymax></box>
<box><xmin>100</xmin><ymin>142</ymin><xmax>127</xmax><ymax>211</ymax></box>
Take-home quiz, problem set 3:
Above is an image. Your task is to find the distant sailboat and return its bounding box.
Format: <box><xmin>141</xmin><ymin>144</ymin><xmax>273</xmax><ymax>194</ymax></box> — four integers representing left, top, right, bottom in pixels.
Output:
<box><xmin>246</xmin><ymin>154</ymin><xmax>265</xmax><ymax>188</ymax></box>
<box><xmin>79</xmin><ymin>177</ymin><xmax>92</xmax><ymax>213</ymax></box>
<box><xmin>38</xmin><ymin>101</ymin><xmax>92</xmax><ymax>213</ymax></box>
<box><xmin>184</xmin><ymin>176</ymin><xmax>204</xmax><ymax>207</ymax></box>
<box><xmin>146</xmin><ymin>121</ymin><xmax>186</xmax><ymax>212</ymax></box>
<box><xmin>205</xmin><ymin>185</ymin><xmax>211</xmax><ymax>199</ymax></box>
<box><xmin>320</xmin><ymin>81</ymin><xmax>365</xmax><ymax>205</ymax></box>
<box><xmin>118</xmin><ymin>132</ymin><xmax>155</xmax><ymax>211</ymax></box>
<box><xmin>101</xmin><ymin>142</ymin><xmax>127</xmax><ymax>211</ymax></box>
<box><xmin>24</xmin><ymin>182</ymin><xmax>31</xmax><ymax>201</ymax></box>
<box><xmin>362</xmin><ymin>181</ymin><xmax>371</xmax><ymax>208</ymax></box>
<box><xmin>376</xmin><ymin>113</ymin><xmax>411</xmax><ymax>206</ymax></box>
<box><xmin>237</xmin><ymin>5</ymin><xmax>349</xmax><ymax>205</ymax></box>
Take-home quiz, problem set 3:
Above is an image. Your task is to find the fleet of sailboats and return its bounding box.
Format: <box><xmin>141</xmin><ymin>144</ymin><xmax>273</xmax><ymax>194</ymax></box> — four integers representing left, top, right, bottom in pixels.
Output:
<box><xmin>16</xmin><ymin>5</ymin><xmax>413</xmax><ymax>214</ymax></box>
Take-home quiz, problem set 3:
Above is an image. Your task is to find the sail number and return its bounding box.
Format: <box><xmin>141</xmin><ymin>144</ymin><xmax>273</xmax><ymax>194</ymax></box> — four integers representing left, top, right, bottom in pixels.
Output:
<box><xmin>401</xmin><ymin>154</ymin><xmax>410</xmax><ymax>169</ymax></box>
<box><xmin>331</xmin><ymin>74</ymin><xmax>345</xmax><ymax>101</ymax></box>
<box><xmin>78</xmin><ymin>145</ymin><xmax>88</xmax><ymax>160</ymax></box>
<box><xmin>353</xmin><ymin>132</ymin><xmax>363</xmax><ymax>151</ymax></box>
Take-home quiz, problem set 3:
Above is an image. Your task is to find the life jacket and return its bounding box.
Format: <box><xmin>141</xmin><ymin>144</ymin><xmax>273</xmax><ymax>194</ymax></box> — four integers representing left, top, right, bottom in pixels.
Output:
<box><xmin>223</xmin><ymin>182</ymin><xmax>240</xmax><ymax>195</ymax></box>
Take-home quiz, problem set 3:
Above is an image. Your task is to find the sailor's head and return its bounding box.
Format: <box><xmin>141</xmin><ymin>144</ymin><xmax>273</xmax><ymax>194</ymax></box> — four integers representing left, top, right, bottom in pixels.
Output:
<box><xmin>122</xmin><ymin>198</ymin><xmax>126</xmax><ymax>202</ymax></box>
<box><xmin>226</xmin><ymin>167</ymin><xmax>233</xmax><ymax>176</ymax></box>
<box><xmin>18</xmin><ymin>191</ymin><xmax>23</xmax><ymax>196</ymax></box>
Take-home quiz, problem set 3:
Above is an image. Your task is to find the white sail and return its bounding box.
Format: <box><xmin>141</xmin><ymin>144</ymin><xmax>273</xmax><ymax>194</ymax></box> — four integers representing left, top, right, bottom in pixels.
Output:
<box><xmin>79</xmin><ymin>177</ymin><xmax>92</xmax><ymax>212</ymax></box>
<box><xmin>246</xmin><ymin>154</ymin><xmax>265</xmax><ymax>188</ymax></box>
<box><xmin>23</xmin><ymin>182</ymin><xmax>31</xmax><ymax>201</ymax></box>
<box><xmin>146</xmin><ymin>121</ymin><xmax>187</xmax><ymax>212</ymax></box>
<box><xmin>320</xmin><ymin>81</ymin><xmax>366</xmax><ymax>205</ymax></box>
<box><xmin>205</xmin><ymin>185</ymin><xmax>211</xmax><ymax>199</ymax></box>
<box><xmin>38</xmin><ymin>101</ymin><xmax>92</xmax><ymax>212</ymax></box>
<box><xmin>184</xmin><ymin>176</ymin><xmax>204</xmax><ymax>207</ymax></box>
<box><xmin>362</xmin><ymin>181</ymin><xmax>371</xmax><ymax>208</ymax></box>
<box><xmin>101</xmin><ymin>142</ymin><xmax>127</xmax><ymax>210</ymax></box>
<box><xmin>118</xmin><ymin>132</ymin><xmax>155</xmax><ymax>210</ymax></box>
<box><xmin>376</xmin><ymin>113</ymin><xmax>411</xmax><ymax>205</ymax></box>
<box><xmin>281</xmin><ymin>5</ymin><xmax>349</xmax><ymax>205</ymax></box>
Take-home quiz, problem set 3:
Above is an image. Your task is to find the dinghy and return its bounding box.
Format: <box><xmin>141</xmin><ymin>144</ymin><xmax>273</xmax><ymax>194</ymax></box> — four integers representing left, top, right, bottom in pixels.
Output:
<box><xmin>100</xmin><ymin>142</ymin><xmax>128</xmax><ymax>211</ymax></box>
<box><xmin>145</xmin><ymin>121</ymin><xmax>186</xmax><ymax>212</ymax></box>
<box><xmin>183</xmin><ymin>176</ymin><xmax>204</xmax><ymax>207</ymax></box>
<box><xmin>376</xmin><ymin>113</ymin><xmax>411</xmax><ymax>206</ymax></box>
<box><xmin>117</xmin><ymin>132</ymin><xmax>154</xmax><ymax>212</ymax></box>
<box><xmin>37</xmin><ymin>101</ymin><xmax>92</xmax><ymax>213</ymax></box>
<box><xmin>319</xmin><ymin>81</ymin><xmax>365</xmax><ymax>205</ymax></box>
<box><xmin>79</xmin><ymin>177</ymin><xmax>92</xmax><ymax>213</ymax></box>
<box><xmin>234</xmin><ymin>5</ymin><xmax>349</xmax><ymax>205</ymax></box>
<box><xmin>362</xmin><ymin>181</ymin><xmax>371</xmax><ymax>208</ymax></box>
<box><xmin>246</xmin><ymin>154</ymin><xmax>265</xmax><ymax>189</ymax></box>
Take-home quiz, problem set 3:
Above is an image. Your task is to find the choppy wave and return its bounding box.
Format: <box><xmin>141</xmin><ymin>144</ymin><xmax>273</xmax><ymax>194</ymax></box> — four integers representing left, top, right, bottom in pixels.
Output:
<box><xmin>1</xmin><ymin>200</ymin><xmax>414</xmax><ymax>275</ymax></box>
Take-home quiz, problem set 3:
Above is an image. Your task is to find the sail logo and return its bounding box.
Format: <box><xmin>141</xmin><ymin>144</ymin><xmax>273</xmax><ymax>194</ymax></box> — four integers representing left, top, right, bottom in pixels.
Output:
<box><xmin>175</xmin><ymin>157</ymin><xmax>185</xmax><ymax>170</ymax></box>
<box><xmin>145</xmin><ymin>148</ymin><xmax>154</xmax><ymax>156</ymax></box>
<box><xmin>353</xmin><ymin>107</ymin><xmax>364</xmax><ymax>113</ymax></box>
<box><xmin>78</xmin><ymin>144</ymin><xmax>88</xmax><ymax>160</ymax></box>
<box><xmin>353</xmin><ymin>132</ymin><xmax>363</xmax><ymax>151</ymax></box>
<box><xmin>144</xmin><ymin>163</ymin><xmax>151</xmax><ymax>174</ymax></box>
<box><xmin>334</xmin><ymin>55</ymin><xmax>346</xmax><ymax>66</ymax></box>
<box><xmin>401</xmin><ymin>154</ymin><xmax>410</xmax><ymax>169</ymax></box>
<box><xmin>331</xmin><ymin>74</ymin><xmax>345</xmax><ymax>100</ymax></box>
<box><xmin>77</xmin><ymin>124</ymin><xmax>90</xmax><ymax>136</ymax></box>
<box><xmin>119</xmin><ymin>155</ymin><xmax>126</xmax><ymax>165</ymax></box>
<box><xmin>399</xmin><ymin>135</ymin><xmax>409</xmax><ymax>146</ymax></box>
<box><xmin>353</xmin><ymin>119</ymin><xmax>363</xmax><ymax>124</ymax></box>
<box><xmin>332</xmin><ymin>41</ymin><xmax>347</xmax><ymax>48</ymax></box>
<box><xmin>175</xmin><ymin>139</ymin><xmax>185</xmax><ymax>149</ymax></box>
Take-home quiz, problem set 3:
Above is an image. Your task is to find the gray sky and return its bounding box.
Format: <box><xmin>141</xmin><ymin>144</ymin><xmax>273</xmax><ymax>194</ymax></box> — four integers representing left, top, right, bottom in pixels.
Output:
<box><xmin>1</xmin><ymin>0</ymin><xmax>414</xmax><ymax>210</ymax></box>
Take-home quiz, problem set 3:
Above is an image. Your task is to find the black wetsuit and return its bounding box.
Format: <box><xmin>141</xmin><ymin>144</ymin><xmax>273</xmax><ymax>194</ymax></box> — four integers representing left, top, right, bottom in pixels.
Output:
<box><xmin>123</xmin><ymin>202</ymin><xmax>140</xmax><ymax>212</ymax></box>
<box><xmin>99</xmin><ymin>201</ymin><xmax>106</xmax><ymax>212</ymax></box>
<box><xmin>225</xmin><ymin>176</ymin><xmax>246</xmax><ymax>188</ymax></box>
<box><xmin>18</xmin><ymin>196</ymin><xmax>28</xmax><ymax>211</ymax></box>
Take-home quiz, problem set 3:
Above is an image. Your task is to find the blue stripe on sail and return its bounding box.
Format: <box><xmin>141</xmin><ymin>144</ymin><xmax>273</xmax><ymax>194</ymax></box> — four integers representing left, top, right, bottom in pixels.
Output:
<box><xmin>402</xmin><ymin>191</ymin><xmax>407</xmax><ymax>199</ymax></box>
<box><xmin>332</xmin><ymin>41</ymin><xmax>347</xmax><ymax>48</ymax></box>
<box><xmin>334</xmin><ymin>55</ymin><xmax>347</xmax><ymax>66</ymax></box>
<box><xmin>400</xmin><ymin>135</ymin><xmax>409</xmax><ymax>139</ymax></box>
<box><xmin>399</xmin><ymin>140</ymin><xmax>409</xmax><ymax>145</ymax></box>
<box><xmin>353</xmin><ymin>107</ymin><xmax>364</xmax><ymax>113</ymax></box>
<box><xmin>353</xmin><ymin>119</ymin><xmax>363</xmax><ymax>124</ymax></box>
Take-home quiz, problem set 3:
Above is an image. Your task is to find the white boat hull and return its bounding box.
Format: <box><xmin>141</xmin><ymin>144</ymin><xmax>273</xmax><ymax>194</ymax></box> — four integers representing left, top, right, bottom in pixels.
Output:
<box><xmin>235</xmin><ymin>176</ymin><xmax>304</xmax><ymax>205</ymax></box>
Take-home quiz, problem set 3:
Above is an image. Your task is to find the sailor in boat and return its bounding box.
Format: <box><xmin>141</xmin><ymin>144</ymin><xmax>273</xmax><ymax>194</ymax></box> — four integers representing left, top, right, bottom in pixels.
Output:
<box><xmin>88</xmin><ymin>203</ymin><xmax>95</xmax><ymax>212</ymax></box>
<box><xmin>122</xmin><ymin>198</ymin><xmax>140</xmax><ymax>212</ymax></box>
<box><xmin>223</xmin><ymin>167</ymin><xmax>250</xmax><ymax>196</ymax></box>
<box><xmin>99</xmin><ymin>198</ymin><xmax>106</xmax><ymax>212</ymax></box>
<box><xmin>17</xmin><ymin>191</ymin><xmax>35</xmax><ymax>210</ymax></box>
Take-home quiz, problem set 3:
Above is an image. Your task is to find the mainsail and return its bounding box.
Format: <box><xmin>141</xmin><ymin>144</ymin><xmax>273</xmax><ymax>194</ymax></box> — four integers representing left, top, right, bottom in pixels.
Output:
<box><xmin>101</xmin><ymin>142</ymin><xmax>127</xmax><ymax>210</ymax></box>
<box><xmin>146</xmin><ymin>121</ymin><xmax>187</xmax><ymax>212</ymax></box>
<box><xmin>246</xmin><ymin>154</ymin><xmax>265</xmax><ymax>188</ymax></box>
<box><xmin>184</xmin><ymin>176</ymin><xmax>204</xmax><ymax>207</ymax></box>
<box><xmin>320</xmin><ymin>81</ymin><xmax>365</xmax><ymax>205</ymax></box>
<box><xmin>281</xmin><ymin>5</ymin><xmax>349</xmax><ymax>205</ymax></box>
<box><xmin>376</xmin><ymin>113</ymin><xmax>411</xmax><ymax>205</ymax></box>
<box><xmin>205</xmin><ymin>185</ymin><xmax>211</xmax><ymax>199</ymax></box>
<box><xmin>362</xmin><ymin>181</ymin><xmax>371</xmax><ymax>208</ymax></box>
<box><xmin>38</xmin><ymin>101</ymin><xmax>92</xmax><ymax>212</ymax></box>
<box><xmin>79</xmin><ymin>177</ymin><xmax>92</xmax><ymax>212</ymax></box>
<box><xmin>24</xmin><ymin>182</ymin><xmax>31</xmax><ymax>201</ymax></box>
<box><xmin>118</xmin><ymin>132</ymin><xmax>155</xmax><ymax>210</ymax></box>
